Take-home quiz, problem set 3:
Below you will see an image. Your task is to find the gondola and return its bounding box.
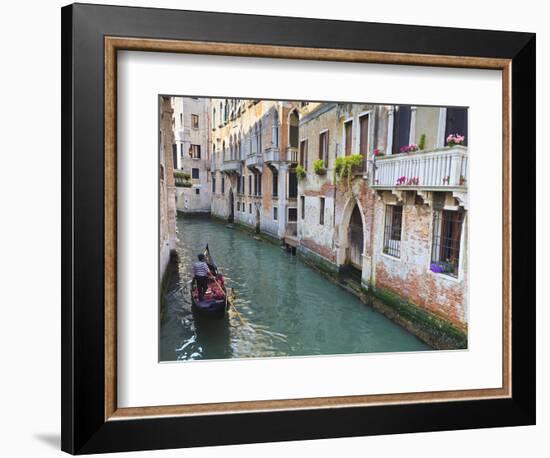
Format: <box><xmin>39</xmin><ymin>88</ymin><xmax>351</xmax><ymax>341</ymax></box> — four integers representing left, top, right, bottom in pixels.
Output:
<box><xmin>190</xmin><ymin>245</ymin><xmax>229</xmax><ymax>319</ymax></box>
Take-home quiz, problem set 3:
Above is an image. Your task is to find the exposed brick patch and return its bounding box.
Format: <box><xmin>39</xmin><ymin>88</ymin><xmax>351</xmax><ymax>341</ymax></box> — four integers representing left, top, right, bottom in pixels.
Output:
<box><xmin>300</xmin><ymin>238</ymin><xmax>336</xmax><ymax>262</ymax></box>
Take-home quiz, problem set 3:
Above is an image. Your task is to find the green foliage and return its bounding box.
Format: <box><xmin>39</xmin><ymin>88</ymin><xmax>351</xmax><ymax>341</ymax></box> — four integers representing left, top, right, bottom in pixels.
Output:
<box><xmin>313</xmin><ymin>159</ymin><xmax>326</xmax><ymax>175</ymax></box>
<box><xmin>418</xmin><ymin>133</ymin><xmax>426</xmax><ymax>151</ymax></box>
<box><xmin>334</xmin><ymin>154</ymin><xmax>363</xmax><ymax>188</ymax></box>
<box><xmin>174</xmin><ymin>171</ymin><xmax>191</xmax><ymax>180</ymax></box>
<box><xmin>175</xmin><ymin>181</ymin><xmax>192</xmax><ymax>188</ymax></box>
<box><xmin>295</xmin><ymin>164</ymin><xmax>306</xmax><ymax>179</ymax></box>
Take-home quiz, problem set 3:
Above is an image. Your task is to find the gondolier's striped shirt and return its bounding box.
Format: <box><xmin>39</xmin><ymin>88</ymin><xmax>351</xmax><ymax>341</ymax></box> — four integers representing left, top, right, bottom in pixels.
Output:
<box><xmin>192</xmin><ymin>261</ymin><xmax>210</xmax><ymax>277</ymax></box>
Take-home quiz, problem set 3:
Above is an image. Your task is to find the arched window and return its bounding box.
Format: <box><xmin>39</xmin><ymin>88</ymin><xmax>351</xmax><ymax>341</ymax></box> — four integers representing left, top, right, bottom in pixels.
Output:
<box><xmin>272</xmin><ymin>110</ymin><xmax>279</xmax><ymax>148</ymax></box>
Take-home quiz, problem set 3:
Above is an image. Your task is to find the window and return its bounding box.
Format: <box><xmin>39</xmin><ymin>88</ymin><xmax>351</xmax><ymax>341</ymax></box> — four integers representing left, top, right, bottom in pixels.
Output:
<box><xmin>272</xmin><ymin>170</ymin><xmax>278</xmax><ymax>197</ymax></box>
<box><xmin>195</xmin><ymin>188</ymin><xmax>200</xmax><ymax>195</ymax></box>
<box><xmin>172</xmin><ymin>144</ymin><xmax>178</xmax><ymax>169</ymax></box>
<box><xmin>191</xmin><ymin>168</ymin><xmax>199</xmax><ymax>179</ymax></box>
<box><xmin>212</xmin><ymin>176</ymin><xmax>216</xmax><ymax>193</ymax></box>
<box><xmin>191</xmin><ymin>114</ymin><xmax>199</xmax><ymax>128</ymax></box>
<box><xmin>241</xmin><ymin>176</ymin><xmax>245</xmax><ymax>195</ymax></box>
<box><xmin>237</xmin><ymin>202</ymin><xmax>240</xmax><ymax>212</ymax></box>
<box><xmin>319</xmin><ymin>197</ymin><xmax>325</xmax><ymax>225</ymax></box>
<box><xmin>299</xmin><ymin>139</ymin><xmax>308</xmax><ymax>169</ymax></box>
<box><xmin>392</xmin><ymin>105</ymin><xmax>412</xmax><ymax>155</ymax></box>
<box><xmin>444</xmin><ymin>108</ymin><xmax>468</xmax><ymax>146</ymax></box>
<box><xmin>180</xmin><ymin>113</ymin><xmax>183</xmax><ymax>125</ymax></box>
<box><xmin>289</xmin><ymin>110</ymin><xmax>299</xmax><ymax>148</ymax></box>
<box><xmin>344</xmin><ymin>120</ymin><xmax>353</xmax><ymax>156</ymax></box>
<box><xmin>248</xmin><ymin>175</ymin><xmax>252</xmax><ymax>196</ymax></box>
<box><xmin>359</xmin><ymin>114</ymin><xmax>369</xmax><ymax>159</ymax></box>
<box><xmin>249</xmin><ymin>203</ymin><xmax>252</xmax><ymax>214</ymax></box>
<box><xmin>300</xmin><ymin>196</ymin><xmax>305</xmax><ymax>219</ymax></box>
<box><xmin>383</xmin><ymin>205</ymin><xmax>403</xmax><ymax>257</ymax></box>
<box><xmin>273</xmin><ymin>207</ymin><xmax>278</xmax><ymax>221</ymax></box>
<box><xmin>288</xmin><ymin>171</ymin><xmax>298</xmax><ymax>198</ymax></box>
<box><xmin>319</xmin><ymin>130</ymin><xmax>329</xmax><ymax>165</ymax></box>
<box><xmin>431</xmin><ymin>210</ymin><xmax>464</xmax><ymax>277</ymax></box>
<box><xmin>237</xmin><ymin>175</ymin><xmax>241</xmax><ymax>194</ymax></box>
<box><xmin>190</xmin><ymin>144</ymin><xmax>201</xmax><ymax>159</ymax></box>
<box><xmin>288</xmin><ymin>208</ymin><xmax>297</xmax><ymax>222</ymax></box>
<box><xmin>258</xmin><ymin>173</ymin><xmax>262</xmax><ymax>196</ymax></box>
<box><xmin>221</xmin><ymin>177</ymin><xmax>225</xmax><ymax>194</ymax></box>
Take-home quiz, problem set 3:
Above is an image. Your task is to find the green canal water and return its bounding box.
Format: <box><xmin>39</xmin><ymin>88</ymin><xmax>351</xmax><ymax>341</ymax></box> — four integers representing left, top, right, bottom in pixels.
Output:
<box><xmin>159</xmin><ymin>216</ymin><xmax>431</xmax><ymax>361</ymax></box>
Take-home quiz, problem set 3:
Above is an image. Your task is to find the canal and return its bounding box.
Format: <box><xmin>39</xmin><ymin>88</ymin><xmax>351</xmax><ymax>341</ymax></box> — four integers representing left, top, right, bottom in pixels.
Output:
<box><xmin>160</xmin><ymin>216</ymin><xmax>431</xmax><ymax>361</ymax></box>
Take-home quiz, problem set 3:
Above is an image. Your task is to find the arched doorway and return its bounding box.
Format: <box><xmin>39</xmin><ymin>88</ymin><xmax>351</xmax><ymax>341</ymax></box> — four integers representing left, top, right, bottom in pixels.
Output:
<box><xmin>228</xmin><ymin>189</ymin><xmax>234</xmax><ymax>223</ymax></box>
<box><xmin>348</xmin><ymin>204</ymin><xmax>363</xmax><ymax>272</ymax></box>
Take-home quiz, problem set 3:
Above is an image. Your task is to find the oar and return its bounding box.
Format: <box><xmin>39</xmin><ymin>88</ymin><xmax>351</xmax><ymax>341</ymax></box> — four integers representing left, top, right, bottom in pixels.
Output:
<box><xmin>226</xmin><ymin>288</ymin><xmax>248</xmax><ymax>326</ymax></box>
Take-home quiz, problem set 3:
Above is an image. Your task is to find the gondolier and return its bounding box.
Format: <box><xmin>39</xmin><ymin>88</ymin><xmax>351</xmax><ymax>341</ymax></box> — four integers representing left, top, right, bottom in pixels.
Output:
<box><xmin>192</xmin><ymin>254</ymin><xmax>212</xmax><ymax>300</ymax></box>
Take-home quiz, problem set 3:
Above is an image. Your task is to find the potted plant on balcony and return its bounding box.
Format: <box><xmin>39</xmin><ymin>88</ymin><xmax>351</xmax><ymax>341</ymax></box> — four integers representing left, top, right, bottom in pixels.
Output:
<box><xmin>418</xmin><ymin>133</ymin><xmax>426</xmax><ymax>151</ymax></box>
<box><xmin>446</xmin><ymin>133</ymin><xmax>465</xmax><ymax>147</ymax></box>
<box><xmin>399</xmin><ymin>144</ymin><xmax>419</xmax><ymax>154</ymax></box>
<box><xmin>174</xmin><ymin>171</ymin><xmax>192</xmax><ymax>187</ymax></box>
<box><xmin>295</xmin><ymin>164</ymin><xmax>306</xmax><ymax>180</ymax></box>
<box><xmin>313</xmin><ymin>159</ymin><xmax>327</xmax><ymax>176</ymax></box>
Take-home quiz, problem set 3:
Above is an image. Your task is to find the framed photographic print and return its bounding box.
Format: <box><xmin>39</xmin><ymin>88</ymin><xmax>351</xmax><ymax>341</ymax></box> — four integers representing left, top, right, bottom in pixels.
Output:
<box><xmin>61</xmin><ymin>3</ymin><xmax>536</xmax><ymax>454</ymax></box>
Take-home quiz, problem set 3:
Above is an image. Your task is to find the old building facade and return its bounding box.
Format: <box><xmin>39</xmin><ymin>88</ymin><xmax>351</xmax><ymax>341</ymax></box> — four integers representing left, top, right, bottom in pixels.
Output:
<box><xmin>210</xmin><ymin>99</ymin><xmax>301</xmax><ymax>241</ymax></box>
<box><xmin>295</xmin><ymin>102</ymin><xmax>469</xmax><ymax>345</ymax></box>
<box><xmin>159</xmin><ymin>96</ymin><xmax>177</xmax><ymax>285</ymax></box>
<box><xmin>171</xmin><ymin>97</ymin><xmax>212</xmax><ymax>213</ymax></box>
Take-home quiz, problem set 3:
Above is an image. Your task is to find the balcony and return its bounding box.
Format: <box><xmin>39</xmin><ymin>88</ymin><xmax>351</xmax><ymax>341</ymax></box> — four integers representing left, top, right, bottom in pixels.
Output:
<box><xmin>245</xmin><ymin>152</ymin><xmax>263</xmax><ymax>172</ymax></box>
<box><xmin>285</xmin><ymin>146</ymin><xmax>298</xmax><ymax>163</ymax></box>
<box><xmin>371</xmin><ymin>146</ymin><xmax>468</xmax><ymax>191</ymax></box>
<box><xmin>220</xmin><ymin>159</ymin><xmax>242</xmax><ymax>174</ymax></box>
<box><xmin>264</xmin><ymin>146</ymin><xmax>280</xmax><ymax>164</ymax></box>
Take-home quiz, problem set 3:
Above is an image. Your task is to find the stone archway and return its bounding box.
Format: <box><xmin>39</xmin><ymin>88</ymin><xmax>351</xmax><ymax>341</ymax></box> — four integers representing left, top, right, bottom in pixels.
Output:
<box><xmin>336</xmin><ymin>196</ymin><xmax>367</xmax><ymax>269</ymax></box>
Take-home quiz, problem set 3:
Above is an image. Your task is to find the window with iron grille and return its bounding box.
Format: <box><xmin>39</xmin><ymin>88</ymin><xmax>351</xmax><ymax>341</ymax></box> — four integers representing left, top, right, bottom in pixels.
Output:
<box><xmin>431</xmin><ymin>210</ymin><xmax>464</xmax><ymax>276</ymax></box>
<box><xmin>383</xmin><ymin>205</ymin><xmax>403</xmax><ymax>257</ymax></box>
<box><xmin>191</xmin><ymin>114</ymin><xmax>199</xmax><ymax>128</ymax></box>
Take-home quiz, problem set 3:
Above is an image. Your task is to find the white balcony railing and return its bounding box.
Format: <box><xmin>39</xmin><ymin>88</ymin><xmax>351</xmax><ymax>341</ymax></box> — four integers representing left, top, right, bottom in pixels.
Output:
<box><xmin>285</xmin><ymin>146</ymin><xmax>298</xmax><ymax>163</ymax></box>
<box><xmin>220</xmin><ymin>159</ymin><xmax>242</xmax><ymax>174</ymax></box>
<box><xmin>371</xmin><ymin>146</ymin><xmax>468</xmax><ymax>190</ymax></box>
<box><xmin>264</xmin><ymin>147</ymin><xmax>280</xmax><ymax>163</ymax></box>
<box><xmin>245</xmin><ymin>153</ymin><xmax>263</xmax><ymax>170</ymax></box>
